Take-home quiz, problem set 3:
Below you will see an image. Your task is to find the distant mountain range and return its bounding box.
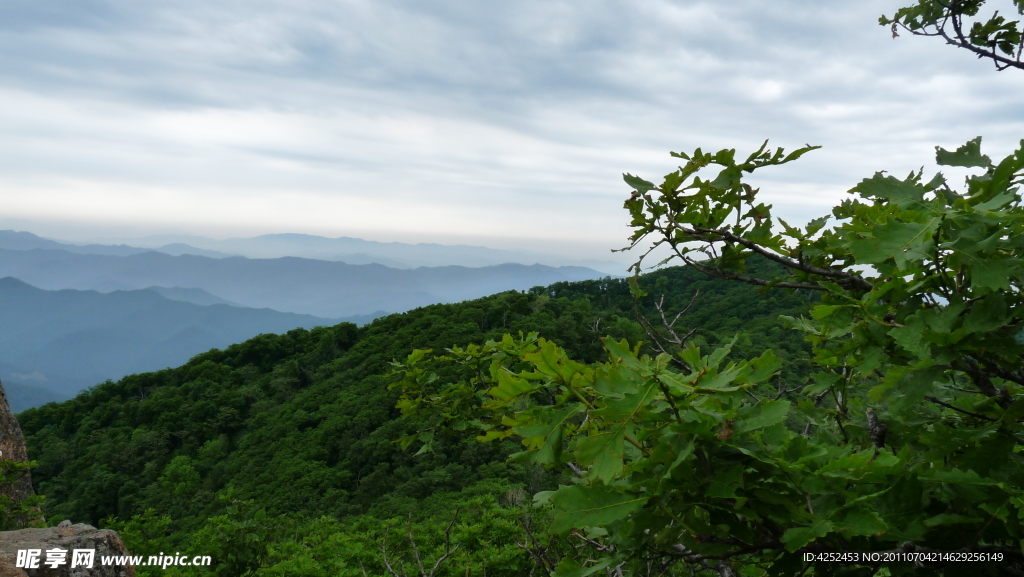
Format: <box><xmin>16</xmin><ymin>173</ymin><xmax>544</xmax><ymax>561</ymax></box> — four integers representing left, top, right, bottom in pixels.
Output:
<box><xmin>0</xmin><ymin>230</ymin><xmax>628</xmax><ymax>274</ymax></box>
<box><xmin>3</xmin><ymin>380</ymin><xmax>63</xmax><ymax>413</ymax></box>
<box><xmin>0</xmin><ymin>230</ymin><xmax>611</xmax><ymax>408</ymax></box>
<box><xmin>0</xmin><ymin>277</ymin><xmax>344</xmax><ymax>407</ymax></box>
<box><xmin>0</xmin><ymin>245</ymin><xmax>607</xmax><ymax>318</ymax></box>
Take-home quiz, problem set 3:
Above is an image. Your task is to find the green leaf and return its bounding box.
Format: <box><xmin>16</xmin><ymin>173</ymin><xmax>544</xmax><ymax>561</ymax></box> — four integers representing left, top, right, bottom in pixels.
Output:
<box><xmin>733</xmin><ymin>400</ymin><xmax>791</xmax><ymax>435</ymax></box>
<box><xmin>487</xmin><ymin>370</ymin><xmax>539</xmax><ymax>403</ymax></box>
<box><xmin>936</xmin><ymin>137</ymin><xmax>992</xmax><ymax>168</ymax></box>
<box><xmin>627</xmin><ymin>276</ymin><xmax>648</xmax><ymax>298</ymax></box>
<box><xmin>741</xmin><ymin>349</ymin><xmax>782</xmax><ymax>384</ymax></box>
<box><xmin>882</xmin><ymin>364</ymin><xmax>943</xmax><ymax>412</ymax></box>
<box><xmin>575</xmin><ymin>426</ymin><xmax>626</xmax><ymax>484</ymax></box>
<box><xmin>888</xmin><ymin>316</ymin><xmax>930</xmax><ymax>359</ymax></box>
<box><xmin>516</xmin><ymin>405</ymin><xmax>584</xmax><ymax>465</ymax></box>
<box><xmin>780</xmin><ymin>519</ymin><xmax>833</xmax><ymax>551</ymax></box>
<box><xmin>552</xmin><ymin>558</ymin><xmax>613</xmax><ymax>577</ymax></box>
<box><xmin>849</xmin><ymin>173</ymin><xmax>926</xmax><ymax>207</ymax></box>
<box><xmin>594</xmin><ymin>379</ymin><xmax>660</xmax><ymax>421</ymax></box>
<box><xmin>835</xmin><ymin>509</ymin><xmax>887</xmax><ymax>537</ymax></box>
<box><xmin>849</xmin><ymin>219</ymin><xmax>939</xmax><ymax>267</ymax></box>
<box><xmin>549</xmin><ymin>484</ymin><xmax>648</xmax><ymax>533</ymax></box>
<box><xmin>969</xmin><ymin>258</ymin><xmax>1018</xmax><ymax>291</ymax></box>
<box><xmin>661</xmin><ymin>434</ymin><xmax>696</xmax><ymax>480</ymax></box>
<box><xmin>962</xmin><ymin>293</ymin><xmax>1008</xmax><ymax>333</ymax></box>
<box><xmin>524</xmin><ymin>339</ymin><xmax>587</xmax><ymax>383</ymax></box>
<box><xmin>925</xmin><ymin>468</ymin><xmax>1000</xmax><ymax>486</ymax></box>
<box><xmin>923</xmin><ymin>513</ymin><xmax>983</xmax><ymax>527</ymax></box>
<box><xmin>623</xmin><ymin>173</ymin><xmax>656</xmax><ymax>192</ymax></box>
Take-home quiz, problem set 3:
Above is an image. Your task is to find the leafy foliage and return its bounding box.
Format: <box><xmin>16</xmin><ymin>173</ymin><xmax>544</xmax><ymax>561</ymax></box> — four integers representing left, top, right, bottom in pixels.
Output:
<box><xmin>0</xmin><ymin>457</ymin><xmax>44</xmax><ymax>530</ymax></box>
<box><xmin>18</xmin><ymin>266</ymin><xmax>810</xmax><ymax>575</ymax></box>
<box><xmin>882</xmin><ymin>0</ymin><xmax>1024</xmax><ymax>71</ymax></box>
<box><xmin>395</xmin><ymin>138</ymin><xmax>1024</xmax><ymax>575</ymax></box>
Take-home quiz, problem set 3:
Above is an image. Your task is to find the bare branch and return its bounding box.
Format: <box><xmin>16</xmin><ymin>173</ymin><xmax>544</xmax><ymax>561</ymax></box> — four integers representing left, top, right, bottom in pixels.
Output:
<box><xmin>427</xmin><ymin>508</ymin><xmax>463</xmax><ymax>577</ymax></box>
<box><xmin>517</xmin><ymin>515</ymin><xmax>556</xmax><ymax>574</ymax></box>
<box><xmin>407</xmin><ymin>512</ymin><xmax>426</xmax><ymax>577</ymax></box>
<box><xmin>566</xmin><ymin>462</ymin><xmax>585</xmax><ymax>478</ymax></box>
<box><xmin>427</xmin><ymin>545</ymin><xmax>461</xmax><ymax>577</ymax></box>
<box><xmin>774</xmin><ymin>376</ymin><xmax>808</xmax><ymax>400</ymax></box>
<box><xmin>380</xmin><ymin>526</ymin><xmax>405</xmax><ymax>577</ymax></box>
<box><xmin>654</xmin><ymin>293</ymin><xmax>699</xmax><ymax>347</ymax></box>
<box><xmin>572</xmin><ymin>529</ymin><xmax>612</xmax><ymax>552</ymax></box>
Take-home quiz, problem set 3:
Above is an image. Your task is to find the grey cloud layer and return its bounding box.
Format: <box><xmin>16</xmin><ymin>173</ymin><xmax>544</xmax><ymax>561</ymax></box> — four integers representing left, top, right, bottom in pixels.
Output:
<box><xmin>1</xmin><ymin>0</ymin><xmax>1022</xmax><ymax>256</ymax></box>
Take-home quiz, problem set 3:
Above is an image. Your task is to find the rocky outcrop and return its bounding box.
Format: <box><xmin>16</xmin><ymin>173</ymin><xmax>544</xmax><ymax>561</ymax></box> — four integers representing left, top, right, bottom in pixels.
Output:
<box><xmin>0</xmin><ymin>382</ymin><xmax>136</xmax><ymax>576</ymax></box>
<box><xmin>0</xmin><ymin>521</ymin><xmax>136</xmax><ymax>577</ymax></box>
<box><xmin>0</xmin><ymin>378</ymin><xmax>40</xmax><ymax>529</ymax></box>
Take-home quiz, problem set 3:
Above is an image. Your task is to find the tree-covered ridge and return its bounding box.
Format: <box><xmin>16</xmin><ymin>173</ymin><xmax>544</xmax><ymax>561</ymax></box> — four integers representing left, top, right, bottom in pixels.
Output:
<box><xmin>17</xmin><ymin>263</ymin><xmax>811</xmax><ymax>548</ymax></box>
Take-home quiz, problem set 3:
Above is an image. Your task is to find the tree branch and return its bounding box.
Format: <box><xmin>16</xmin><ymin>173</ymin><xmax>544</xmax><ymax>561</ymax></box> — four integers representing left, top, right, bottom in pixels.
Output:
<box><xmin>955</xmin><ymin>358</ymin><xmax>1013</xmax><ymax>409</ymax></box>
<box><xmin>690</xmin><ymin>226</ymin><xmax>874</xmax><ymax>291</ymax></box>
<box><xmin>684</xmin><ymin>256</ymin><xmax>825</xmax><ymax>291</ymax></box>
<box><xmin>427</xmin><ymin>508</ymin><xmax>463</xmax><ymax>577</ymax></box>
<box><xmin>942</xmin><ymin>6</ymin><xmax>1024</xmax><ymax>71</ymax></box>
<box><xmin>407</xmin><ymin>513</ymin><xmax>426</xmax><ymax>577</ymax></box>
<box><xmin>925</xmin><ymin>395</ymin><xmax>998</xmax><ymax>422</ymax></box>
<box><xmin>380</xmin><ymin>526</ymin><xmax>404</xmax><ymax>577</ymax></box>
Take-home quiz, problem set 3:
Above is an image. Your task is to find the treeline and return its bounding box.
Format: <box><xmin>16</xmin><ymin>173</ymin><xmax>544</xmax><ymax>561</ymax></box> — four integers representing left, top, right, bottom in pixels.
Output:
<box><xmin>18</xmin><ymin>262</ymin><xmax>814</xmax><ymax>576</ymax></box>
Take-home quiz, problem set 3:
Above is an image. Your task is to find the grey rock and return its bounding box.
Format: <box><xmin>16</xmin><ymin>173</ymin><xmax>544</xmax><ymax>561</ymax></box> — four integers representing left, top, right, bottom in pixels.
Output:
<box><xmin>0</xmin><ymin>378</ymin><xmax>39</xmax><ymax>528</ymax></box>
<box><xmin>0</xmin><ymin>522</ymin><xmax>136</xmax><ymax>577</ymax></box>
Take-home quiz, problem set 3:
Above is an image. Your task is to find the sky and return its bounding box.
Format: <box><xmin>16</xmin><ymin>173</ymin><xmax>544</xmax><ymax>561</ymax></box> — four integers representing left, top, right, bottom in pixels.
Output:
<box><xmin>1</xmin><ymin>0</ymin><xmax>1022</xmax><ymax>262</ymax></box>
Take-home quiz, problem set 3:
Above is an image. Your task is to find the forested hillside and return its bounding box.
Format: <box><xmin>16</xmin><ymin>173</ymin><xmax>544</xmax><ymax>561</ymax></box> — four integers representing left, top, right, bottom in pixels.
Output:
<box><xmin>16</xmin><ymin>262</ymin><xmax>812</xmax><ymax>575</ymax></box>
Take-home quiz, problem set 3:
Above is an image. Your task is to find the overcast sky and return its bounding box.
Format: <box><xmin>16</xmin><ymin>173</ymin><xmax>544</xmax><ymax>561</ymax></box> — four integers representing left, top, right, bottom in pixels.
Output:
<box><xmin>1</xmin><ymin>0</ymin><xmax>1022</xmax><ymax>260</ymax></box>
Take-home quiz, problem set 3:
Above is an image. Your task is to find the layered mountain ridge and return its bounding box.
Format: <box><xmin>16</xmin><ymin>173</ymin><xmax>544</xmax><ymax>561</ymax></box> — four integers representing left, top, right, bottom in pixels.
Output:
<box><xmin>0</xmin><ymin>248</ymin><xmax>605</xmax><ymax>318</ymax></box>
<box><xmin>0</xmin><ymin>277</ymin><xmax>341</xmax><ymax>405</ymax></box>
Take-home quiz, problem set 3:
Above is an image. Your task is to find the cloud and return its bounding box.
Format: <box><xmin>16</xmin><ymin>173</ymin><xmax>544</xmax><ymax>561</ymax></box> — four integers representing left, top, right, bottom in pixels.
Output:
<box><xmin>0</xmin><ymin>0</ymin><xmax>1021</xmax><ymax>259</ymax></box>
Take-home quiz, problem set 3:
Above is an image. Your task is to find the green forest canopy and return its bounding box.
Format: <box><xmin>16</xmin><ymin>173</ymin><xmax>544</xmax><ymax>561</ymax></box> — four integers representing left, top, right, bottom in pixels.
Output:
<box><xmin>15</xmin><ymin>261</ymin><xmax>813</xmax><ymax>576</ymax></box>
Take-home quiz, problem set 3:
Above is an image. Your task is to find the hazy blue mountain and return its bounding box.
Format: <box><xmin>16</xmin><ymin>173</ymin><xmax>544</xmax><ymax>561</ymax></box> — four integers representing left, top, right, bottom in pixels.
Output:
<box><xmin>145</xmin><ymin>286</ymin><xmax>240</xmax><ymax>306</ymax></box>
<box><xmin>0</xmin><ymin>277</ymin><xmax>343</xmax><ymax>401</ymax></box>
<box><xmin>0</xmin><ymin>229</ymin><xmax>150</xmax><ymax>257</ymax></box>
<box><xmin>95</xmin><ymin>232</ymin><xmax>629</xmax><ymax>274</ymax></box>
<box><xmin>4</xmin><ymin>380</ymin><xmax>64</xmax><ymax>413</ymax></box>
<box><xmin>155</xmin><ymin>243</ymin><xmax>235</xmax><ymax>259</ymax></box>
<box><xmin>1</xmin><ymin>229</ymin><xmax>629</xmax><ymax>274</ymax></box>
<box><xmin>0</xmin><ymin>248</ymin><xmax>607</xmax><ymax>317</ymax></box>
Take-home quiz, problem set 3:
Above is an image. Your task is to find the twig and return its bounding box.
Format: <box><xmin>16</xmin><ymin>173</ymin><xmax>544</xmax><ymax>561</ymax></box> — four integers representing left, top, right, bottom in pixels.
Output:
<box><xmin>380</xmin><ymin>526</ymin><xmax>404</xmax><ymax>577</ymax></box>
<box><xmin>427</xmin><ymin>508</ymin><xmax>463</xmax><ymax>577</ymax></box>
<box><xmin>517</xmin><ymin>516</ymin><xmax>555</xmax><ymax>574</ymax></box>
<box><xmin>408</xmin><ymin>512</ymin><xmax>426</xmax><ymax>577</ymax></box>
<box><xmin>572</xmin><ymin>529</ymin><xmax>612</xmax><ymax>552</ymax></box>
<box><xmin>684</xmin><ymin>257</ymin><xmax>824</xmax><ymax>291</ymax></box>
<box><xmin>925</xmin><ymin>396</ymin><xmax>998</xmax><ymax>422</ymax></box>
<box><xmin>774</xmin><ymin>376</ymin><xmax>807</xmax><ymax>400</ymax></box>
<box><xmin>688</xmin><ymin>226</ymin><xmax>873</xmax><ymax>291</ymax></box>
<box><xmin>566</xmin><ymin>462</ymin><xmax>585</xmax><ymax>478</ymax></box>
